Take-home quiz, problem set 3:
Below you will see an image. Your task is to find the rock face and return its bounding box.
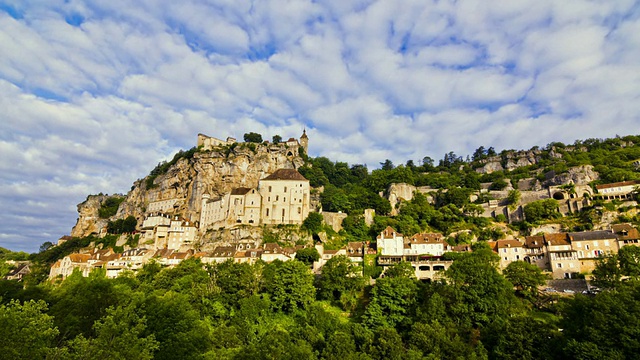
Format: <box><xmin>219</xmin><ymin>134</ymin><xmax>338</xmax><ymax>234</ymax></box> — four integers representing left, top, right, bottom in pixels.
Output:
<box><xmin>543</xmin><ymin>165</ymin><xmax>599</xmax><ymax>186</ymax></box>
<box><xmin>476</xmin><ymin>150</ymin><xmax>543</xmax><ymax>174</ymax></box>
<box><xmin>71</xmin><ymin>195</ymin><xmax>122</xmax><ymax>237</ymax></box>
<box><xmin>71</xmin><ymin>141</ymin><xmax>306</xmax><ymax>238</ymax></box>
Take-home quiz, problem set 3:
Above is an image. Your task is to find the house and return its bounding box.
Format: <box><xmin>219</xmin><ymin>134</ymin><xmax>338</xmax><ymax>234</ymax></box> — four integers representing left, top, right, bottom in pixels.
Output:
<box><xmin>49</xmin><ymin>253</ymin><xmax>92</xmax><ymax>279</ymax></box>
<box><xmin>261</xmin><ymin>243</ymin><xmax>293</xmax><ymax>262</ymax></box>
<box><xmin>204</xmin><ymin>246</ymin><xmax>237</xmax><ymax>264</ymax></box>
<box><xmin>544</xmin><ymin>233</ymin><xmax>581</xmax><ymax>279</ymax></box>
<box><xmin>405</xmin><ymin>233</ymin><xmax>447</xmax><ymax>257</ymax></box>
<box><xmin>523</xmin><ymin>235</ymin><xmax>547</xmax><ymax>269</ymax></box>
<box><xmin>4</xmin><ymin>262</ymin><xmax>31</xmax><ymax>281</ymax></box>
<box><xmin>377</xmin><ymin>226</ymin><xmax>404</xmax><ymax>256</ymax></box>
<box><xmin>612</xmin><ymin>223</ymin><xmax>640</xmax><ymax>248</ymax></box>
<box><xmin>569</xmin><ymin>230</ymin><xmax>619</xmax><ymax>272</ymax></box>
<box><xmin>488</xmin><ymin>239</ymin><xmax>525</xmax><ymax>269</ymax></box>
<box><xmin>259</xmin><ymin>169</ymin><xmax>310</xmax><ymax>225</ymax></box>
<box><xmin>166</xmin><ymin>217</ymin><xmax>198</xmax><ymax>250</ymax></box>
<box><xmin>595</xmin><ymin>180</ymin><xmax>640</xmax><ymax>200</ymax></box>
<box><xmin>163</xmin><ymin>250</ymin><xmax>193</xmax><ymax>267</ymax></box>
<box><xmin>234</xmin><ymin>249</ymin><xmax>263</xmax><ymax>264</ymax></box>
<box><xmin>346</xmin><ymin>242</ymin><xmax>365</xmax><ymax>262</ymax></box>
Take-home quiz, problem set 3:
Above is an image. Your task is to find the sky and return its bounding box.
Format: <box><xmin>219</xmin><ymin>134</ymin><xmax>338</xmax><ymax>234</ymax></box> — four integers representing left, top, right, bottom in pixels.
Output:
<box><xmin>1</xmin><ymin>0</ymin><xmax>640</xmax><ymax>252</ymax></box>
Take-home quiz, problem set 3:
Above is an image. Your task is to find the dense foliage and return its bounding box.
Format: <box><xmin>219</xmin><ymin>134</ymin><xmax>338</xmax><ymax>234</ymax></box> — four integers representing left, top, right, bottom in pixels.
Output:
<box><xmin>98</xmin><ymin>196</ymin><xmax>125</xmax><ymax>219</ymax></box>
<box><xmin>3</xmin><ymin>252</ymin><xmax>640</xmax><ymax>359</ymax></box>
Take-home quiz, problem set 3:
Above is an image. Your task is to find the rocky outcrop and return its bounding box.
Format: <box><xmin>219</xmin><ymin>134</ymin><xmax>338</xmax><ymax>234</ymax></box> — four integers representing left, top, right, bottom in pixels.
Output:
<box><xmin>476</xmin><ymin>150</ymin><xmax>543</xmax><ymax>174</ymax></box>
<box><xmin>71</xmin><ymin>194</ymin><xmax>123</xmax><ymax>237</ymax></box>
<box><xmin>72</xmin><ymin>141</ymin><xmax>306</xmax><ymax>238</ymax></box>
<box><xmin>543</xmin><ymin>165</ymin><xmax>599</xmax><ymax>186</ymax></box>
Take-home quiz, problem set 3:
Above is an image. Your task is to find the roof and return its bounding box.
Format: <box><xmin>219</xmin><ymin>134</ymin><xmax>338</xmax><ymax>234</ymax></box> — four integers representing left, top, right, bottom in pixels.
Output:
<box><xmin>68</xmin><ymin>254</ymin><xmax>91</xmax><ymax>263</ymax></box>
<box><xmin>488</xmin><ymin>239</ymin><xmax>524</xmax><ymax>250</ymax></box>
<box><xmin>612</xmin><ymin>224</ymin><xmax>640</xmax><ymax>240</ymax></box>
<box><xmin>378</xmin><ymin>226</ymin><xmax>402</xmax><ymax>240</ymax></box>
<box><xmin>569</xmin><ymin>230</ymin><xmax>617</xmax><ymax>242</ymax></box>
<box><xmin>212</xmin><ymin>246</ymin><xmax>236</xmax><ymax>257</ymax></box>
<box><xmin>544</xmin><ymin>233</ymin><xmax>570</xmax><ymax>246</ymax></box>
<box><xmin>596</xmin><ymin>180</ymin><xmax>640</xmax><ymax>190</ymax></box>
<box><xmin>231</xmin><ymin>187</ymin><xmax>252</xmax><ymax>195</ymax></box>
<box><xmin>524</xmin><ymin>235</ymin><xmax>545</xmax><ymax>248</ymax></box>
<box><xmin>262</xmin><ymin>169</ymin><xmax>308</xmax><ymax>181</ymax></box>
<box><xmin>409</xmin><ymin>233</ymin><xmax>444</xmax><ymax>244</ymax></box>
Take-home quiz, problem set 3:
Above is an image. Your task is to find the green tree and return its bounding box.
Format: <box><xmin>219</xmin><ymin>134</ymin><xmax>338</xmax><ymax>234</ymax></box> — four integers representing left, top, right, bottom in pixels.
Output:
<box><xmin>302</xmin><ymin>212</ymin><xmax>324</xmax><ymax>235</ymax></box>
<box><xmin>243</xmin><ymin>132</ymin><xmax>263</xmax><ymax>143</ymax></box>
<box><xmin>503</xmin><ymin>261</ymin><xmax>547</xmax><ymax>301</ymax></box>
<box><xmin>272</xmin><ymin>135</ymin><xmax>282</xmax><ymax>144</ymax></box>
<box><xmin>0</xmin><ymin>300</ymin><xmax>59</xmax><ymax>359</ymax></box>
<box><xmin>263</xmin><ymin>260</ymin><xmax>316</xmax><ymax>313</ymax></box>
<box><xmin>68</xmin><ymin>303</ymin><xmax>158</xmax><ymax>360</ymax></box>
<box><xmin>363</xmin><ymin>272</ymin><xmax>418</xmax><ymax>329</ymax></box>
<box><xmin>619</xmin><ymin>245</ymin><xmax>640</xmax><ymax>280</ymax></box>
<box><xmin>523</xmin><ymin>199</ymin><xmax>560</xmax><ymax>222</ymax></box>
<box><xmin>295</xmin><ymin>247</ymin><xmax>320</xmax><ymax>266</ymax></box>
<box><xmin>317</xmin><ymin>255</ymin><xmax>365</xmax><ymax>305</ymax></box>
<box><xmin>507</xmin><ymin>189</ymin><xmax>521</xmax><ymax>210</ymax></box>
<box><xmin>592</xmin><ymin>254</ymin><xmax>622</xmax><ymax>289</ymax></box>
<box><xmin>445</xmin><ymin>246</ymin><xmax>517</xmax><ymax>327</ymax></box>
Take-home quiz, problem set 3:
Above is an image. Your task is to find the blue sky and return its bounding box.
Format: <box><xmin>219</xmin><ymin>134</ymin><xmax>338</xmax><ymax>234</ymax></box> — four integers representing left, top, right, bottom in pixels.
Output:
<box><xmin>1</xmin><ymin>0</ymin><xmax>640</xmax><ymax>252</ymax></box>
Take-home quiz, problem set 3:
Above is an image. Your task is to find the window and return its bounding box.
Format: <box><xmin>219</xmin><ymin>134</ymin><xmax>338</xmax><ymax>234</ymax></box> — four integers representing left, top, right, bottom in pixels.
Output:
<box><xmin>557</xmin><ymin>263</ymin><xmax>562</xmax><ymax>268</ymax></box>
<box><xmin>284</xmin><ymin>186</ymin><xmax>287</xmax><ymax>192</ymax></box>
<box><xmin>266</xmin><ymin>209</ymin><xmax>269</xmax><ymax>217</ymax></box>
<box><xmin>297</xmin><ymin>207</ymin><xmax>301</xmax><ymax>214</ymax></box>
<box><xmin>585</xmin><ymin>244</ymin><xmax>590</xmax><ymax>250</ymax></box>
<box><xmin>604</xmin><ymin>240</ymin><xmax>610</xmax><ymax>246</ymax></box>
<box><xmin>269</xmin><ymin>186</ymin><xmax>272</xmax><ymax>192</ymax></box>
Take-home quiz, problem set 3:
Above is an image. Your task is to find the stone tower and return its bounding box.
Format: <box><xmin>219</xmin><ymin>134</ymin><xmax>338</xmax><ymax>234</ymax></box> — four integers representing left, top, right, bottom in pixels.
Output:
<box><xmin>300</xmin><ymin>129</ymin><xmax>309</xmax><ymax>154</ymax></box>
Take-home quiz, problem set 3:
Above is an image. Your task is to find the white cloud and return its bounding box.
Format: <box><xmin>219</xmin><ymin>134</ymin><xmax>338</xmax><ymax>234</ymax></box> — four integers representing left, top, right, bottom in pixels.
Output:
<box><xmin>1</xmin><ymin>0</ymin><xmax>640</xmax><ymax>251</ymax></box>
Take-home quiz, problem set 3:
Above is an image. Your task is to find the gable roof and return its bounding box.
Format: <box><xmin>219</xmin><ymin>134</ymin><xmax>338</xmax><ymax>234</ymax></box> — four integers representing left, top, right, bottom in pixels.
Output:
<box><xmin>524</xmin><ymin>235</ymin><xmax>545</xmax><ymax>248</ymax></box>
<box><xmin>262</xmin><ymin>169</ymin><xmax>308</xmax><ymax>181</ymax></box>
<box><xmin>596</xmin><ymin>180</ymin><xmax>640</xmax><ymax>190</ymax></box>
<box><xmin>231</xmin><ymin>187</ymin><xmax>252</xmax><ymax>195</ymax></box>
<box><xmin>409</xmin><ymin>233</ymin><xmax>445</xmax><ymax>244</ymax></box>
<box><xmin>544</xmin><ymin>233</ymin><xmax>570</xmax><ymax>246</ymax></box>
<box><xmin>612</xmin><ymin>224</ymin><xmax>640</xmax><ymax>240</ymax></box>
<box><xmin>569</xmin><ymin>230</ymin><xmax>617</xmax><ymax>241</ymax></box>
<box><xmin>378</xmin><ymin>226</ymin><xmax>402</xmax><ymax>240</ymax></box>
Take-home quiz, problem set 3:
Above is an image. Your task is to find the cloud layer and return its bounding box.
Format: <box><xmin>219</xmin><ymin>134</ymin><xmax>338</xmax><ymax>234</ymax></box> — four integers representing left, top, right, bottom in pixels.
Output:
<box><xmin>1</xmin><ymin>0</ymin><xmax>639</xmax><ymax>251</ymax></box>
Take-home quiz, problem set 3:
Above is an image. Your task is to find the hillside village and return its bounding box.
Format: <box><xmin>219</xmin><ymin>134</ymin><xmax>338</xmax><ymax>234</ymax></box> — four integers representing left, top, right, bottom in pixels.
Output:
<box><xmin>39</xmin><ymin>132</ymin><xmax>640</xmax><ymax>285</ymax></box>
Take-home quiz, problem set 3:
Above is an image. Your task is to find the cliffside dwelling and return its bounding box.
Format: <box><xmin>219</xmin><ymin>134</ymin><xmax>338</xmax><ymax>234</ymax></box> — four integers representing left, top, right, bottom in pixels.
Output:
<box><xmin>200</xmin><ymin>168</ymin><xmax>310</xmax><ymax>231</ymax></box>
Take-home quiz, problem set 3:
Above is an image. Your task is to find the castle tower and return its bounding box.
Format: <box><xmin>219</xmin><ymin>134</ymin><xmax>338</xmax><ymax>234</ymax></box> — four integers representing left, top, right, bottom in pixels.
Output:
<box><xmin>300</xmin><ymin>129</ymin><xmax>309</xmax><ymax>154</ymax></box>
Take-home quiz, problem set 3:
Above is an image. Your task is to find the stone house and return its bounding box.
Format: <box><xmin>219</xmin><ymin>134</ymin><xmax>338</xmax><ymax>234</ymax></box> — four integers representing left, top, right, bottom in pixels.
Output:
<box><xmin>377</xmin><ymin>226</ymin><xmax>404</xmax><ymax>256</ymax></box>
<box><xmin>49</xmin><ymin>253</ymin><xmax>92</xmax><ymax>279</ymax></box>
<box><xmin>596</xmin><ymin>180</ymin><xmax>640</xmax><ymax>200</ymax></box>
<box><xmin>523</xmin><ymin>235</ymin><xmax>547</xmax><ymax>269</ymax></box>
<box><xmin>544</xmin><ymin>233</ymin><xmax>581</xmax><ymax>279</ymax></box>
<box><xmin>259</xmin><ymin>169</ymin><xmax>310</xmax><ymax>225</ymax></box>
<box><xmin>612</xmin><ymin>223</ymin><xmax>640</xmax><ymax>248</ymax></box>
<box><xmin>166</xmin><ymin>217</ymin><xmax>198</xmax><ymax>250</ymax></box>
<box><xmin>569</xmin><ymin>230</ymin><xmax>619</xmax><ymax>272</ymax></box>
<box><xmin>488</xmin><ymin>239</ymin><xmax>525</xmax><ymax>269</ymax></box>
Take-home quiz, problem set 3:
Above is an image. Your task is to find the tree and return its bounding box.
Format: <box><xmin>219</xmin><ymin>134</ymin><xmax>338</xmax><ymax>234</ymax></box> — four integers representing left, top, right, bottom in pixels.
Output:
<box><xmin>592</xmin><ymin>254</ymin><xmax>622</xmax><ymax>289</ymax></box>
<box><xmin>507</xmin><ymin>189</ymin><xmax>521</xmax><ymax>210</ymax></box>
<box><xmin>243</xmin><ymin>132</ymin><xmax>263</xmax><ymax>143</ymax></box>
<box><xmin>523</xmin><ymin>199</ymin><xmax>560</xmax><ymax>222</ymax></box>
<box><xmin>317</xmin><ymin>255</ymin><xmax>364</xmax><ymax>305</ymax></box>
<box><xmin>445</xmin><ymin>247</ymin><xmax>516</xmax><ymax>327</ymax></box>
<box><xmin>363</xmin><ymin>271</ymin><xmax>418</xmax><ymax>328</ymax></box>
<box><xmin>503</xmin><ymin>261</ymin><xmax>547</xmax><ymax>301</ymax></box>
<box><xmin>619</xmin><ymin>245</ymin><xmax>640</xmax><ymax>280</ymax></box>
<box><xmin>380</xmin><ymin>159</ymin><xmax>394</xmax><ymax>171</ymax></box>
<box><xmin>302</xmin><ymin>212</ymin><xmax>324</xmax><ymax>235</ymax></box>
<box><xmin>263</xmin><ymin>260</ymin><xmax>316</xmax><ymax>313</ymax></box>
<box><xmin>68</xmin><ymin>303</ymin><xmax>158</xmax><ymax>360</ymax></box>
<box><xmin>295</xmin><ymin>247</ymin><xmax>320</xmax><ymax>266</ymax></box>
<box><xmin>0</xmin><ymin>300</ymin><xmax>60</xmax><ymax>359</ymax></box>
<box><xmin>272</xmin><ymin>135</ymin><xmax>282</xmax><ymax>144</ymax></box>
<box><xmin>39</xmin><ymin>241</ymin><xmax>54</xmax><ymax>253</ymax></box>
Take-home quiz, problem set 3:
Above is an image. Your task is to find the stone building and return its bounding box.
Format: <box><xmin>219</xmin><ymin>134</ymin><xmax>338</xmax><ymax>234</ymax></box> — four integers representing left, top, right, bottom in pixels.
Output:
<box><xmin>258</xmin><ymin>169</ymin><xmax>310</xmax><ymax>225</ymax></box>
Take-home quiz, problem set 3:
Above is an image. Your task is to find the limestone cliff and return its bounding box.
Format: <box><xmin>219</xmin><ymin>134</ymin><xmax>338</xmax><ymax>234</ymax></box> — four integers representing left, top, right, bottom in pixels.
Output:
<box><xmin>71</xmin><ymin>141</ymin><xmax>306</xmax><ymax>238</ymax></box>
<box><xmin>70</xmin><ymin>194</ymin><xmax>124</xmax><ymax>237</ymax></box>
